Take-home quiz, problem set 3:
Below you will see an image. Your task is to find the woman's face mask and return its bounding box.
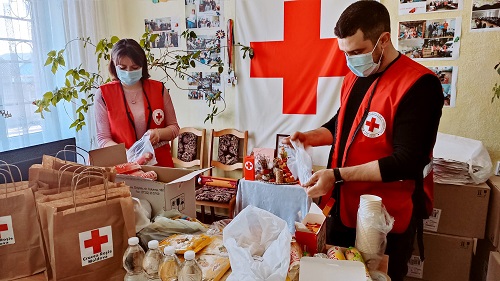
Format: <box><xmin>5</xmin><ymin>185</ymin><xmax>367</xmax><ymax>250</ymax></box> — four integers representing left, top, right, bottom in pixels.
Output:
<box><xmin>345</xmin><ymin>36</ymin><xmax>384</xmax><ymax>77</ymax></box>
<box><xmin>116</xmin><ymin>67</ymin><xmax>143</xmax><ymax>86</ymax></box>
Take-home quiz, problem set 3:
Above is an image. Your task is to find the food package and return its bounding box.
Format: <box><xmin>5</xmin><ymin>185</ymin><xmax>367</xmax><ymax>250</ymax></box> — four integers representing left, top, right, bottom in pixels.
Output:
<box><xmin>288</xmin><ymin>239</ymin><xmax>303</xmax><ymax>281</ymax></box>
<box><xmin>345</xmin><ymin>247</ymin><xmax>372</xmax><ymax>281</ymax></box>
<box><xmin>197</xmin><ymin>254</ymin><xmax>231</xmax><ymax>281</ymax></box>
<box><xmin>159</xmin><ymin>233</ymin><xmax>213</xmax><ymax>254</ymax></box>
<box><xmin>326</xmin><ymin>246</ymin><xmax>346</xmax><ymax>260</ymax></box>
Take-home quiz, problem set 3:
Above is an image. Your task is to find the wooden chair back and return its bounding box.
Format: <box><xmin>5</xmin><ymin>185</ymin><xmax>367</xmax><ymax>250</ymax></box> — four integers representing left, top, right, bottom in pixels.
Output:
<box><xmin>171</xmin><ymin>127</ymin><xmax>206</xmax><ymax>169</ymax></box>
<box><xmin>208</xmin><ymin>128</ymin><xmax>248</xmax><ymax>177</ymax></box>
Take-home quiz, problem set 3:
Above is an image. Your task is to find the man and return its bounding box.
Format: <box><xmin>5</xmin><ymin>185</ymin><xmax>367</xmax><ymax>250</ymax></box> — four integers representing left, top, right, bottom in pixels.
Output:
<box><xmin>285</xmin><ymin>1</ymin><xmax>443</xmax><ymax>280</ymax></box>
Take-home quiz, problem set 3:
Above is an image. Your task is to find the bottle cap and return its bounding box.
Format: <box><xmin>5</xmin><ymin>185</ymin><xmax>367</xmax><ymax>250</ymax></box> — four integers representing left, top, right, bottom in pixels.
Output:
<box><xmin>184</xmin><ymin>250</ymin><xmax>195</xmax><ymax>260</ymax></box>
<box><xmin>128</xmin><ymin>237</ymin><xmax>139</xmax><ymax>246</ymax></box>
<box><xmin>164</xmin><ymin>246</ymin><xmax>176</xmax><ymax>256</ymax></box>
<box><xmin>148</xmin><ymin>240</ymin><xmax>159</xmax><ymax>249</ymax></box>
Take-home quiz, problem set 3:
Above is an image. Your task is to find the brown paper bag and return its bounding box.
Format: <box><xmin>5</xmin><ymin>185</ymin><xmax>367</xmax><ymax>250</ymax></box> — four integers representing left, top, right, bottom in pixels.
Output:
<box><xmin>0</xmin><ymin>187</ymin><xmax>46</xmax><ymax>280</ymax></box>
<box><xmin>44</xmin><ymin>197</ymin><xmax>135</xmax><ymax>281</ymax></box>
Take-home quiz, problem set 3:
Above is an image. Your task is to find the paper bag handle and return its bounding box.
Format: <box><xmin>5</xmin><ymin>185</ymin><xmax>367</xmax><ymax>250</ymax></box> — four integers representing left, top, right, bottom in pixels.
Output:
<box><xmin>71</xmin><ymin>169</ymin><xmax>109</xmax><ymax>210</ymax></box>
<box><xmin>63</xmin><ymin>145</ymin><xmax>93</xmax><ymax>165</ymax></box>
<box><xmin>54</xmin><ymin>149</ymin><xmax>87</xmax><ymax>169</ymax></box>
<box><xmin>0</xmin><ymin>163</ymin><xmax>23</xmax><ymax>197</ymax></box>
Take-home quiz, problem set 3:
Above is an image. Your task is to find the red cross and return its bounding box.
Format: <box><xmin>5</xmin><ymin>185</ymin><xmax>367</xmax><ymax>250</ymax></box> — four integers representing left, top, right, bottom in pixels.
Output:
<box><xmin>250</xmin><ymin>0</ymin><xmax>349</xmax><ymax>114</ymax></box>
<box><xmin>365</xmin><ymin>117</ymin><xmax>380</xmax><ymax>132</ymax></box>
<box><xmin>0</xmin><ymin>223</ymin><xmax>8</xmax><ymax>238</ymax></box>
<box><xmin>155</xmin><ymin>112</ymin><xmax>162</xmax><ymax>122</ymax></box>
<box><xmin>84</xmin><ymin>229</ymin><xmax>108</xmax><ymax>254</ymax></box>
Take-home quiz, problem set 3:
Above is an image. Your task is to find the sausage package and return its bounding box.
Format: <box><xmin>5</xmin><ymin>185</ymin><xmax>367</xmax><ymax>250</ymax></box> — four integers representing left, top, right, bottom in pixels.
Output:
<box><xmin>126</xmin><ymin>131</ymin><xmax>157</xmax><ymax>166</ymax></box>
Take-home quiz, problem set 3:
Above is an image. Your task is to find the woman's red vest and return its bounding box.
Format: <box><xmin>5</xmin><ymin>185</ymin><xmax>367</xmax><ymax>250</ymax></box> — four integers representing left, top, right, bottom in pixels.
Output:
<box><xmin>100</xmin><ymin>79</ymin><xmax>173</xmax><ymax>167</ymax></box>
<box><xmin>325</xmin><ymin>55</ymin><xmax>435</xmax><ymax>233</ymax></box>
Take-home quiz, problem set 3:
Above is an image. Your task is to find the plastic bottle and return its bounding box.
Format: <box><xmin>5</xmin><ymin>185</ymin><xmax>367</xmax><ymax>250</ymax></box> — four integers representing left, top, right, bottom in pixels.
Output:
<box><xmin>143</xmin><ymin>240</ymin><xmax>163</xmax><ymax>281</ymax></box>
<box><xmin>159</xmin><ymin>246</ymin><xmax>181</xmax><ymax>281</ymax></box>
<box><xmin>123</xmin><ymin>237</ymin><xmax>147</xmax><ymax>281</ymax></box>
<box><xmin>178</xmin><ymin>250</ymin><xmax>202</xmax><ymax>281</ymax></box>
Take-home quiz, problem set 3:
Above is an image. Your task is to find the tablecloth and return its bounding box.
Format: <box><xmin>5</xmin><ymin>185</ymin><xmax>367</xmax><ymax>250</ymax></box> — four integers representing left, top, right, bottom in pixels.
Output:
<box><xmin>236</xmin><ymin>179</ymin><xmax>312</xmax><ymax>233</ymax></box>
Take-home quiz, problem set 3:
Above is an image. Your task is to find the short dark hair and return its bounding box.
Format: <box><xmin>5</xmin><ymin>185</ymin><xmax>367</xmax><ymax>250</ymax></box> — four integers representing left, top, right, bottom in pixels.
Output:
<box><xmin>109</xmin><ymin>38</ymin><xmax>150</xmax><ymax>81</ymax></box>
<box><xmin>334</xmin><ymin>0</ymin><xmax>391</xmax><ymax>45</ymax></box>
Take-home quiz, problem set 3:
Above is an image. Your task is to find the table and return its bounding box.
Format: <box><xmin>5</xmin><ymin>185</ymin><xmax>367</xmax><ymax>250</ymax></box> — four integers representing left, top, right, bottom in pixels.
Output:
<box><xmin>236</xmin><ymin>179</ymin><xmax>312</xmax><ymax>233</ymax></box>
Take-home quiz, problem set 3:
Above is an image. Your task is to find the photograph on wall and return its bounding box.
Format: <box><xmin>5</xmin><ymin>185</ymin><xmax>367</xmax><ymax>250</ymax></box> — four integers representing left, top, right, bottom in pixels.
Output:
<box><xmin>144</xmin><ymin>17</ymin><xmax>180</xmax><ymax>48</ymax></box>
<box><xmin>185</xmin><ymin>0</ymin><xmax>222</xmax><ymax>29</ymax></box>
<box><xmin>471</xmin><ymin>1</ymin><xmax>500</xmax><ymax>31</ymax></box>
<box><xmin>187</xmin><ymin>72</ymin><xmax>222</xmax><ymax>101</ymax></box>
<box><xmin>427</xmin><ymin>66</ymin><xmax>458</xmax><ymax>107</ymax></box>
<box><xmin>186</xmin><ymin>34</ymin><xmax>222</xmax><ymax>66</ymax></box>
<box><xmin>398</xmin><ymin>18</ymin><xmax>461</xmax><ymax>60</ymax></box>
<box><xmin>399</xmin><ymin>0</ymin><xmax>462</xmax><ymax>15</ymax></box>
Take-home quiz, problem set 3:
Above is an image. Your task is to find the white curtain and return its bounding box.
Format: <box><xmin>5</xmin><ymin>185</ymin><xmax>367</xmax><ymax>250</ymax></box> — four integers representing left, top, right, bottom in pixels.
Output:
<box><xmin>0</xmin><ymin>0</ymin><xmax>109</xmax><ymax>155</ymax></box>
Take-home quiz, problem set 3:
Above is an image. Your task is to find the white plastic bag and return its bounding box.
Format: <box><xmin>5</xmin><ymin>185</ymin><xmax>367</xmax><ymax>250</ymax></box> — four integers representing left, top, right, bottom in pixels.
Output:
<box><xmin>223</xmin><ymin>205</ymin><xmax>292</xmax><ymax>281</ymax></box>
<box><xmin>126</xmin><ymin>131</ymin><xmax>157</xmax><ymax>165</ymax></box>
<box><xmin>287</xmin><ymin>139</ymin><xmax>313</xmax><ymax>184</ymax></box>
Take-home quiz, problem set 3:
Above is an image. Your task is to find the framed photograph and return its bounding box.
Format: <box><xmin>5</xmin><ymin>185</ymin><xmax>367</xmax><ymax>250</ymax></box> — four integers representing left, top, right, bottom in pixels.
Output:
<box><xmin>275</xmin><ymin>134</ymin><xmax>290</xmax><ymax>157</ymax></box>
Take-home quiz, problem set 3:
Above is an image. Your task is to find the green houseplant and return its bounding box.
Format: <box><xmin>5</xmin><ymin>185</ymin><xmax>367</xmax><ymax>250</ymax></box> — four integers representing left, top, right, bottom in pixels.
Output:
<box><xmin>493</xmin><ymin>62</ymin><xmax>500</xmax><ymax>103</ymax></box>
<box><xmin>33</xmin><ymin>31</ymin><xmax>253</xmax><ymax>130</ymax></box>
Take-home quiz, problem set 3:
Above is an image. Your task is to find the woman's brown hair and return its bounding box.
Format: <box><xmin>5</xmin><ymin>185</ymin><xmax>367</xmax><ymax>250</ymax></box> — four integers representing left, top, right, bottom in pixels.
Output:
<box><xmin>108</xmin><ymin>38</ymin><xmax>150</xmax><ymax>80</ymax></box>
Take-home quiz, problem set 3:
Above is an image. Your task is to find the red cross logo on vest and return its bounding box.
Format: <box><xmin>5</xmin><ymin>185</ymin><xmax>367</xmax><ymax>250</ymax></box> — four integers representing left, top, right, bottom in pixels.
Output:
<box><xmin>0</xmin><ymin>223</ymin><xmax>7</xmax><ymax>238</ymax></box>
<box><xmin>84</xmin><ymin>229</ymin><xmax>108</xmax><ymax>254</ymax></box>
<box><xmin>250</xmin><ymin>0</ymin><xmax>349</xmax><ymax>114</ymax></box>
<box><xmin>153</xmin><ymin>109</ymin><xmax>165</xmax><ymax>125</ymax></box>
<box><xmin>362</xmin><ymin>111</ymin><xmax>386</xmax><ymax>138</ymax></box>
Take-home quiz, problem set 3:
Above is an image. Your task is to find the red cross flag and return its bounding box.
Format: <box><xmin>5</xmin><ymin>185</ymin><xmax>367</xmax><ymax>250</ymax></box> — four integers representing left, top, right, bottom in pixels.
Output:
<box><xmin>78</xmin><ymin>226</ymin><xmax>114</xmax><ymax>266</ymax></box>
<box><xmin>0</xmin><ymin>215</ymin><xmax>15</xmax><ymax>246</ymax></box>
<box><xmin>235</xmin><ymin>0</ymin><xmax>355</xmax><ymax>165</ymax></box>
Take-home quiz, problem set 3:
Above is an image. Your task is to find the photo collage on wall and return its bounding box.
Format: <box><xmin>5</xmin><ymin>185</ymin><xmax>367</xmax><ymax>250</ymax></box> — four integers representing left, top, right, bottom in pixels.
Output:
<box><xmin>187</xmin><ymin>72</ymin><xmax>222</xmax><ymax>101</ymax></box>
<box><xmin>397</xmin><ymin>18</ymin><xmax>461</xmax><ymax>60</ymax></box>
<box><xmin>144</xmin><ymin>17</ymin><xmax>181</xmax><ymax>48</ymax></box>
<box><xmin>399</xmin><ymin>0</ymin><xmax>463</xmax><ymax>15</ymax></box>
<box><xmin>184</xmin><ymin>0</ymin><xmax>225</xmax><ymax>101</ymax></box>
<box><xmin>471</xmin><ymin>0</ymin><xmax>500</xmax><ymax>31</ymax></box>
<box><xmin>427</xmin><ymin>66</ymin><xmax>458</xmax><ymax>107</ymax></box>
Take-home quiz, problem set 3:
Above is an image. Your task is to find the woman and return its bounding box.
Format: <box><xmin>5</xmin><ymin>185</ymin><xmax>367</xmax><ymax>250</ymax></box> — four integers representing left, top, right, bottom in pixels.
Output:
<box><xmin>95</xmin><ymin>38</ymin><xmax>179</xmax><ymax>167</ymax></box>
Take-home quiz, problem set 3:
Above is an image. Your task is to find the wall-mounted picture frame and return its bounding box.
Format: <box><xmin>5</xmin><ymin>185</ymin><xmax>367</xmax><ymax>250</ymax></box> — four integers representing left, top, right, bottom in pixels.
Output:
<box><xmin>275</xmin><ymin>134</ymin><xmax>290</xmax><ymax>157</ymax></box>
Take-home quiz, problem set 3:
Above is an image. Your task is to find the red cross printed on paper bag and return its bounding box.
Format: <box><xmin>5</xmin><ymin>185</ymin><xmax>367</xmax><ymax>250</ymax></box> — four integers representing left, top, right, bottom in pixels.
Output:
<box><xmin>84</xmin><ymin>229</ymin><xmax>108</xmax><ymax>254</ymax></box>
<box><xmin>365</xmin><ymin>117</ymin><xmax>380</xmax><ymax>132</ymax></box>
<box><xmin>0</xmin><ymin>223</ymin><xmax>8</xmax><ymax>238</ymax></box>
<box><xmin>250</xmin><ymin>0</ymin><xmax>349</xmax><ymax>114</ymax></box>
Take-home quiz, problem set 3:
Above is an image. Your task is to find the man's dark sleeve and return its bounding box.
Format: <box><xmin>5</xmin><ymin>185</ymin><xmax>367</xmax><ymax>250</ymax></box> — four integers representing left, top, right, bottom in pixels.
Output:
<box><xmin>321</xmin><ymin>109</ymin><xmax>339</xmax><ymax>168</ymax></box>
<box><xmin>378</xmin><ymin>74</ymin><xmax>444</xmax><ymax>182</ymax></box>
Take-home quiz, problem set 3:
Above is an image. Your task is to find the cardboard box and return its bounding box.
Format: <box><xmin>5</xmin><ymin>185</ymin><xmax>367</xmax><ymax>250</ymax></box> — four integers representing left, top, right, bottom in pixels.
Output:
<box><xmin>299</xmin><ymin>257</ymin><xmax>365</xmax><ymax>281</ymax></box>
<box><xmin>486</xmin><ymin>176</ymin><xmax>500</xmax><ymax>250</ymax></box>
<box><xmin>486</xmin><ymin>251</ymin><xmax>500</xmax><ymax>281</ymax></box>
<box><xmin>470</xmin><ymin>238</ymin><xmax>497</xmax><ymax>281</ymax></box>
<box><xmin>89</xmin><ymin>144</ymin><xmax>209</xmax><ymax>218</ymax></box>
<box><xmin>423</xmin><ymin>182</ymin><xmax>490</xmax><ymax>238</ymax></box>
<box><xmin>295</xmin><ymin>203</ymin><xmax>326</xmax><ymax>256</ymax></box>
<box><xmin>405</xmin><ymin>232</ymin><xmax>473</xmax><ymax>281</ymax></box>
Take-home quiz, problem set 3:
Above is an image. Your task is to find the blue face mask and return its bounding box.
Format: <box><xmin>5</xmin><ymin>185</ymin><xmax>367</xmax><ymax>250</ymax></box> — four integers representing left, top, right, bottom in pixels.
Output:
<box><xmin>345</xmin><ymin>37</ymin><xmax>383</xmax><ymax>77</ymax></box>
<box><xmin>116</xmin><ymin>68</ymin><xmax>143</xmax><ymax>86</ymax></box>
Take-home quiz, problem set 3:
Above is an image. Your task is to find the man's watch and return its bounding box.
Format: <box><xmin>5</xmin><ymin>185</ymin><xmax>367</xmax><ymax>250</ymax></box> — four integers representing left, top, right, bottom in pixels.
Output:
<box><xmin>333</xmin><ymin>168</ymin><xmax>344</xmax><ymax>185</ymax></box>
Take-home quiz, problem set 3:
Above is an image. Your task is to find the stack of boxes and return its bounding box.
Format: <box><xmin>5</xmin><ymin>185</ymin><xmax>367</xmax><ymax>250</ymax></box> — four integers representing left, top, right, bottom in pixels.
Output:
<box><xmin>404</xmin><ymin>180</ymin><xmax>492</xmax><ymax>281</ymax></box>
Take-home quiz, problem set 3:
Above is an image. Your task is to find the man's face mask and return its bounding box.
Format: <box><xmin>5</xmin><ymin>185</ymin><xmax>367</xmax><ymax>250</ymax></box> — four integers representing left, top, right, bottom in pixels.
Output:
<box><xmin>345</xmin><ymin>35</ymin><xmax>384</xmax><ymax>77</ymax></box>
<box><xmin>116</xmin><ymin>67</ymin><xmax>143</xmax><ymax>86</ymax></box>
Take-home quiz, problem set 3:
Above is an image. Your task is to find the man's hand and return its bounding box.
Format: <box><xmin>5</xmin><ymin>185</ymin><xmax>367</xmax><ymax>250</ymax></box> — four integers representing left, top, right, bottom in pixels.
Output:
<box><xmin>282</xmin><ymin>131</ymin><xmax>308</xmax><ymax>147</ymax></box>
<box><xmin>302</xmin><ymin>169</ymin><xmax>335</xmax><ymax>198</ymax></box>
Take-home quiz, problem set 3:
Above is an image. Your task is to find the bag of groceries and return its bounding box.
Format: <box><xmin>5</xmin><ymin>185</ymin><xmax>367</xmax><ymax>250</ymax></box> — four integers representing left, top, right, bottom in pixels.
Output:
<box><xmin>36</xmin><ymin>165</ymin><xmax>135</xmax><ymax>281</ymax></box>
<box><xmin>0</xmin><ymin>163</ymin><xmax>46</xmax><ymax>280</ymax></box>
<box><xmin>223</xmin><ymin>205</ymin><xmax>291</xmax><ymax>281</ymax></box>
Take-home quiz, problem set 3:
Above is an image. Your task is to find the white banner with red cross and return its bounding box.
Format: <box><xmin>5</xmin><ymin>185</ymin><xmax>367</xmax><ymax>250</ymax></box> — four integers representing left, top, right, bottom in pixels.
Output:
<box><xmin>78</xmin><ymin>225</ymin><xmax>114</xmax><ymax>266</ymax></box>
<box><xmin>234</xmin><ymin>0</ymin><xmax>356</xmax><ymax>166</ymax></box>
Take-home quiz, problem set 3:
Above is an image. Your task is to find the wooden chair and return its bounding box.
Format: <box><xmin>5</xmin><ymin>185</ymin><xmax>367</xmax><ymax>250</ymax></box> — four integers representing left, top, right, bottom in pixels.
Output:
<box><xmin>196</xmin><ymin>128</ymin><xmax>248</xmax><ymax>222</ymax></box>
<box><xmin>171</xmin><ymin>127</ymin><xmax>206</xmax><ymax>169</ymax></box>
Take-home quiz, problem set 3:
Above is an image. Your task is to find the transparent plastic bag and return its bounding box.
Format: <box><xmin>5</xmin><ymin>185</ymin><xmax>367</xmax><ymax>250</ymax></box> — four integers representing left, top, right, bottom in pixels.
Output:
<box><xmin>287</xmin><ymin>140</ymin><xmax>313</xmax><ymax>184</ymax></box>
<box><xmin>127</xmin><ymin>131</ymin><xmax>158</xmax><ymax>166</ymax></box>
<box><xmin>223</xmin><ymin>205</ymin><xmax>291</xmax><ymax>281</ymax></box>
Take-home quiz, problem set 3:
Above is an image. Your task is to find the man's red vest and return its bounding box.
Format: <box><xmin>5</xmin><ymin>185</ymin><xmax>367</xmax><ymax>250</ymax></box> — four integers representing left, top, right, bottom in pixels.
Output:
<box><xmin>100</xmin><ymin>79</ymin><xmax>173</xmax><ymax>167</ymax></box>
<box><xmin>323</xmin><ymin>55</ymin><xmax>435</xmax><ymax>233</ymax></box>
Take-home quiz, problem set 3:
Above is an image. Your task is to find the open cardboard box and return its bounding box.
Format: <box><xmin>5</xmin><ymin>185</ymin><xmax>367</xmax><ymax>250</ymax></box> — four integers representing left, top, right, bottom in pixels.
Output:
<box><xmin>89</xmin><ymin>144</ymin><xmax>210</xmax><ymax>218</ymax></box>
<box><xmin>295</xmin><ymin>203</ymin><xmax>326</xmax><ymax>255</ymax></box>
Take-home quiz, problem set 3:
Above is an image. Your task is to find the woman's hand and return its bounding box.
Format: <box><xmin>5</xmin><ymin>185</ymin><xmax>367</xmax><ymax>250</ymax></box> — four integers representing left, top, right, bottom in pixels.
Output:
<box><xmin>148</xmin><ymin>128</ymin><xmax>161</xmax><ymax>145</ymax></box>
<box><xmin>301</xmin><ymin>169</ymin><xmax>335</xmax><ymax>198</ymax></box>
